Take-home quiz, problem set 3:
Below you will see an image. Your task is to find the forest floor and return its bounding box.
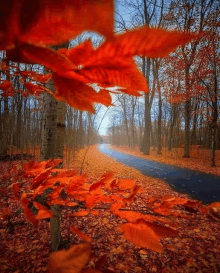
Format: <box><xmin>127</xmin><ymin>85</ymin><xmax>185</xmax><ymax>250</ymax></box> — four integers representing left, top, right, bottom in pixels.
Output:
<box><xmin>0</xmin><ymin>145</ymin><xmax>220</xmax><ymax>273</ymax></box>
<box><xmin>110</xmin><ymin>145</ymin><xmax>220</xmax><ymax>176</ymax></box>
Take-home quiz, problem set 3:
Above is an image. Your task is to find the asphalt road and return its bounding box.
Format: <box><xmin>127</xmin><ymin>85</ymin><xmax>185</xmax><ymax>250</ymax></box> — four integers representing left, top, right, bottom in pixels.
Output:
<box><xmin>98</xmin><ymin>144</ymin><xmax>220</xmax><ymax>204</ymax></box>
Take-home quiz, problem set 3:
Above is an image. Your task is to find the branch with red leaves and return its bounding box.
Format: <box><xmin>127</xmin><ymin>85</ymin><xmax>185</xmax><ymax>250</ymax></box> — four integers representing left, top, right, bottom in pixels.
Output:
<box><xmin>0</xmin><ymin>1</ymin><xmax>201</xmax><ymax>112</ymax></box>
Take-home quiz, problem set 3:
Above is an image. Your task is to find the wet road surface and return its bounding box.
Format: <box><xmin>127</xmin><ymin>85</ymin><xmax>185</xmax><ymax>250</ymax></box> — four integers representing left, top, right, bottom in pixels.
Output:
<box><xmin>98</xmin><ymin>144</ymin><xmax>220</xmax><ymax>204</ymax></box>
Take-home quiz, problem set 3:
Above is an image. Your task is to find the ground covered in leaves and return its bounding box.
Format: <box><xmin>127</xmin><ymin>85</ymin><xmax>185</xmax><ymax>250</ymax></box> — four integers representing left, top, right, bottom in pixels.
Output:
<box><xmin>111</xmin><ymin>145</ymin><xmax>220</xmax><ymax>176</ymax></box>
<box><xmin>0</xmin><ymin>145</ymin><xmax>220</xmax><ymax>272</ymax></box>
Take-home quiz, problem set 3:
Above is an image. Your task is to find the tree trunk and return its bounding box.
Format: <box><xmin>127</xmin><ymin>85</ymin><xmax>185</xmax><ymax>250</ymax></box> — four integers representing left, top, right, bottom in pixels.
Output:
<box><xmin>168</xmin><ymin>105</ymin><xmax>176</xmax><ymax>151</ymax></box>
<box><xmin>141</xmin><ymin>58</ymin><xmax>151</xmax><ymax>154</ymax></box>
<box><xmin>41</xmin><ymin>90</ymin><xmax>57</xmax><ymax>161</ymax></box>
<box><xmin>183</xmin><ymin>67</ymin><xmax>191</xmax><ymax>158</ymax></box>
<box><xmin>56</xmin><ymin>101</ymin><xmax>66</xmax><ymax>163</ymax></box>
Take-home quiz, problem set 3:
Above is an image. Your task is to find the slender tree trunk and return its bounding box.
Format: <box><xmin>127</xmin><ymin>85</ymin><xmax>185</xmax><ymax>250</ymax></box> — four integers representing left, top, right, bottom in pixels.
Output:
<box><xmin>156</xmin><ymin>64</ymin><xmax>162</xmax><ymax>154</ymax></box>
<box><xmin>183</xmin><ymin>67</ymin><xmax>191</xmax><ymax>158</ymax></box>
<box><xmin>168</xmin><ymin>105</ymin><xmax>177</xmax><ymax>152</ymax></box>
<box><xmin>211</xmin><ymin>61</ymin><xmax>218</xmax><ymax>167</ymax></box>
<box><xmin>141</xmin><ymin>58</ymin><xmax>151</xmax><ymax>154</ymax></box>
<box><xmin>56</xmin><ymin>101</ymin><xmax>66</xmax><ymax>162</ymax></box>
<box><xmin>41</xmin><ymin>83</ymin><xmax>61</xmax><ymax>252</ymax></box>
<box><xmin>41</xmin><ymin>90</ymin><xmax>57</xmax><ymax>160</ymax></box>
<box><xmin>2</xmin><ymin>97</ymin><xmax>9</xmax><ymax>155</ymax></box>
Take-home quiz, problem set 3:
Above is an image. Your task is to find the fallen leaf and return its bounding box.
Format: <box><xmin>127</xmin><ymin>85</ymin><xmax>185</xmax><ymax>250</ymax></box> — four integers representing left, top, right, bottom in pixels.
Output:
<box><xmin>48</xmin><ymin>244</ymin><xmax>90</xmax><ymax>273</ymax></box>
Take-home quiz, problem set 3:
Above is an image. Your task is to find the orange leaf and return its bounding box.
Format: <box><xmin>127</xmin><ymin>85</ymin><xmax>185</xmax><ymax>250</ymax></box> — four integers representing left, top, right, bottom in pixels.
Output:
<box><xmin>53</xmin><ymin>74</ymin><xmax>99</xmax><ymax>113</ymax></box>
<box><xmin>120</xmin><ymin>222</ymin><xmax>163</xmax><ymax>252</ymax></box>
<box><xmin>20</xmin><ymin>193</ymin><xmax>39</xmax><ymax>226</ymax></box>
<box><xmin>85</xmin><ymin>195</ymin><xmax>101</xmax><ymax>209</ymax></box>
<box><xmin>58</xmin><ymin>39</ymin><xmax>95</xmax><ymax>66</ymax></box>
<box><xmin>209</xmin><ymin>202</ymin><xmax>220</xmax><ymax>208</ymax></box>
<box><xmin>110</xmin><ymin>202</ymin><xmax>125</xmax><ymax>212</ymax></box>
<box><xmin>19</xmin><ymin>43</ymin><xmax>77</xmax><ymax>73</ymax></box>
<box><xmin>90</xmin><ymin>210</ymin><xmax>101</xmax><ymax>216</ymax></box>
<box><xmin>124</xmin><ymin>185</ymin><xmax>142</xmax><ymax>203</ymax></box>
<box><xmin>114</xmin><ymin>210</ymin><xmax>155</xmax><ymax>222</ymax></box>
<box><xmin>89</xmin><ymin>181</ymin><xmax>104</xmax><ymax>193</ymax></box>
<box><xmin>47</xmin><ymin>244</ymin><xmax>90</xmax><ymax>273</ymax></box>
<box><xmin>45</xmin><ymin>159</ymin><xmax>63</xmax><ymax>169</ymax></box>
<box><xmin>31</xmin><ymin>73</ymin><xmax>52</xmax><ymax>83</ymax></box>
<box><xmin>71</xmin><ymin>210</ymin><xmax>89</xmax><ymax>217</ymax></box>
<box><xmin>79</xmin><ymin>58</ymin><xmax>148</xmax><ymax>94</ymax></box>
<box><xmin>33</xmin><ymin>201</ymin><xmax>49</xmax><ymax>211</ymax></box>
<box><xmin>0</xmin><ymin>80</ymin><xmax>13</xmax><ymax>90</ymax></box>
<box><xmin>136</xmin><ymin>220</ymin><xmax>178</xmax><ymax>238</ymax></box>
<box><xmin>118</xmin><ymin>179</ymin><xmax>135</xmax><ymax>191</ymax></box>
<box><xmin>86</xmin><ymin>27</ymin><xmax>199</xmax><ymax>61</ymax></box>
<box><xmin>70</xmin><ymin>226</ymin><xmax>91</xmax><ymax>243</ymax></box>
<box><xmin>20</xmin><ymin>0</ymin><xmax>114</xmax><ymax>45</ymax></box>
<box><xmin>24</xmin><ymin>207</ymin><xmax>39</xmax><ymax>227</ymax></box>
<box><xmin>36</xmin><ymin>210</ymin><xmax>53</xmax><ymax>220</ymax></box>
<box><xmin>31</xmin><ymin>168</ymin><xmax>52</xmax><ymax>190</ymax></box>
<box><xmin>1</xmin><ymin>0</ymin><xmax>113</xmax><ymax>50</ymax></box>
<box><xmin>161</xmin><ymin>196</ymin><xmax>188</xmax><ymax>209</ymax></box>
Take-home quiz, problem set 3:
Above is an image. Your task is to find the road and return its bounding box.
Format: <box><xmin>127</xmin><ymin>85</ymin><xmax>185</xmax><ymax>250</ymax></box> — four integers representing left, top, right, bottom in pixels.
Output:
<box><xmin>98</xmin><ymin>144</ymin><xmax>220</xmax><ymax>204</ymax></box>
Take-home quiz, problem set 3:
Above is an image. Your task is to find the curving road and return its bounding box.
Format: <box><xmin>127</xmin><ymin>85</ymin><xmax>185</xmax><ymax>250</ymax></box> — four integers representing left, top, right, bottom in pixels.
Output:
<box><xmin>98</xmin><ymin>144</ymin><xmax>220</xmax><ymax>204</ymax></box>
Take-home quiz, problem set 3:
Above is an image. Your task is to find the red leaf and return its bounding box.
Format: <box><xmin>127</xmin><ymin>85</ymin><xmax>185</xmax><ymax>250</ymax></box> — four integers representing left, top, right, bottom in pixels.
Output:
<box><xmin>36</xmin><ymin>210</ymin><xmax>53</xmax><ymax>220</ymax></box>
<box><xmin>0</xmin><ymin>80</ymin><xmax>13</xmax><ymax>90</ymax></box>
<box><xmin>85</xmin><ymin>27</ymin><xmax>199</xmax><ymax>61</ymax></box>
<box><xmin>47</xmin><ymin>244</ymin><xmax>90</xmax><ymax>273</ymax></box>
<box><xmin>89</xmin><ymin>181</ymin><xmax>104</xmax><ymax>193</ymax></box>
<box><xmin>110</xmin><ymin>202</ymin><xmax>125</xmax><ymax>212</ymax></box>
<box><xmin>71</xmin><ymin>210</ymin><xmax>89</xmax><ymax>217</ymax></box>
<box><xmin>19</xmin><ymin>43</ymin><xmax>77</xmax><ymax>73</ymax></box>
<box><xmin>58</xmin><ymin>40</ymin><xmax>95</xmax><ymax>66</ymax></box>
<box><xmin>85</xmin><ymin>195</ymin><xmax>101</xmax><ymax>209</ymax></box>
<box><xmin>209</xmin><ymin>202</ymin><xmax>220</xmax><ymax>208</ymax></box>
<box><xmin>120</xmin><ymin>222</ymin><xmax>163</xmax><ymax>252</ymax></box>
<box><xmin>90</xmin><ymin>210</ymin><xmax>101</xmax><ymax>216</ymax></box>
<box><xmin>118</xmin><ymin>179</ymin><xmax>135</xmax><ymax>191</ymax></box>
<box><xmin>70</xmin><ymin>226</ymin><xmax>91</xmax><ymax>243</ymax></box>
<box><xmin>79</xmin><ymin>58</ymin><xmax>148</xmax><ymax>94</ymax></box>
<box><xmin>53</xmin><ymin>74</ymin><xmax>98</xmax><ymax>113</ymax></box>
<box><xmin>161</xmin><ymin>196</ymin><xmax>188</xmax><ymax>209</ymax></box>
<box><xmin>114</xmin><ymin>210</ymin><xmax>155</xmax><ymax>222</ymax></box>
<box><xmin>33</xmin><ymin>201</ymin><xmax>53</xmax><ymax>219</ymax></box>
<box><xmin>45</xmin><ymin>158</ymin><xmax>63</xmax><ymax>169</ymax></box>
<box><xmin>124</xmin><ymin>185</ymin><xmax>142</xmax><ymax>203</ymax></box>
<box><xmin>24</xmin><ymin>207</ymin><xmax>39</xmax><ymax>226</ymax></box>
<box><xmin>31</xmin><ymin>73</ymin><xmax>52</xmax><ymax>83</ymax></box>
<box><xmin>20</xmin><ymin>0</ymin><xmax>114</xmax><ymax>45</ymax></box>
<box><xmin>1</xmin><ymin>1</ymin><xmax>113</xmax><ymax>50</ymax></box>
<box><xmin>31</xmin><ymin>168</ymin><xmax>52</xmax><ymax>190</ymax></box>
<box><xmin>20</xmin><ymin>193</ymin><xmax>39</xmax><ymax>226</ymax></box>
<box><xmin>136</xmin><ymin>219</ymin><xmax>178</xmax><ymax>238</ymax></box>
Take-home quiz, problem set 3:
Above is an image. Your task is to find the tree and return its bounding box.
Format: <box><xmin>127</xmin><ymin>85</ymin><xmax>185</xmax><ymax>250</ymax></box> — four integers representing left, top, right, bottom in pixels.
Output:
<box><xmin>0</xmin><ymin>0</ymin><xmax>202</xmax><ymax>269</ymax></box>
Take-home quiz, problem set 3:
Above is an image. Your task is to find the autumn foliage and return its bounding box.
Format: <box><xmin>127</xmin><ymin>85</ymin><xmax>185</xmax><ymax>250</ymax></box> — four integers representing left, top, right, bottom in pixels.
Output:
<box><xmin>0</xmin><ymin>1</ymin><xmax>200</xmax><ymax>112</ymax></box>
<box><xmin>1</xmin><ymin>158</ymin><xmax>220</xmax><ymax>272</ymax></box>
<box><xmin>0</xmin><ymin>0</ymin><xmax>210</xmax><ymax>272</ymax></box>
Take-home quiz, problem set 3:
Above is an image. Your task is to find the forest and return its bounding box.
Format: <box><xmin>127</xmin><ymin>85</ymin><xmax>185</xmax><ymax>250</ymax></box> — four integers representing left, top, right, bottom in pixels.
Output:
<box><xmin>0</xmin><ymin>0</ymin><xmax>220</xmax><ymax>272</ymax></box>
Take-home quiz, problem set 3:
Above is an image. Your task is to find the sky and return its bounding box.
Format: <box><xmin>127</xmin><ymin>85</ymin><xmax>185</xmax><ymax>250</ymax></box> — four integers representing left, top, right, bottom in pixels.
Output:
<box><xmin>98</xmin><ymin>113</ymin><xmax>110</xmax><ymax>135</ymax></box>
